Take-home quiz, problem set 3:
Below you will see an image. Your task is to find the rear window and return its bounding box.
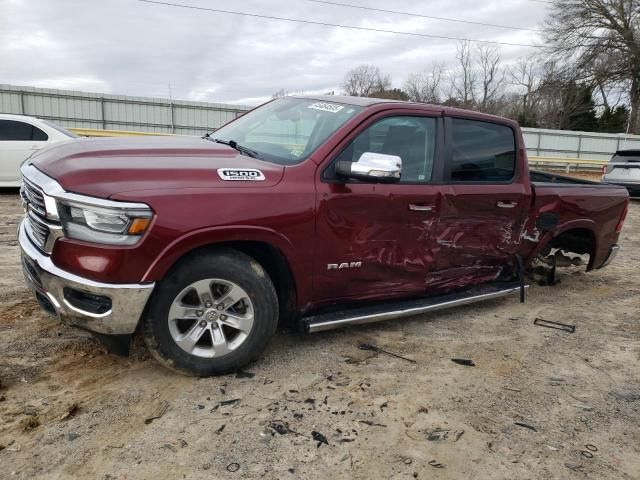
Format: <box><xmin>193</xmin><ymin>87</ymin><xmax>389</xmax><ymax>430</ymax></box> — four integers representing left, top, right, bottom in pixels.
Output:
<box><xmin>448</xmin><ymin>118</ymin><xmax>516</xmax><ymax>182</ymax></box>
<box><xmin>0</xmin><ymin>120</ymin><xmax>49</xmax><ymax>141</ymax></box>
<box><xmin>40</xmin><ymin>120</ymin><xmax>78</xmax><ymax>138</ymax></box>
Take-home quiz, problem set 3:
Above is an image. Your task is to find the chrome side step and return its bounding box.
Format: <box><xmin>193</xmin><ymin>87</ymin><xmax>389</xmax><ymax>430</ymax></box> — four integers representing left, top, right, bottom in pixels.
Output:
<box><xmin>304</xmin><ymin>282</ymin><xmax>528</xmax><ymax>333</ymax></box>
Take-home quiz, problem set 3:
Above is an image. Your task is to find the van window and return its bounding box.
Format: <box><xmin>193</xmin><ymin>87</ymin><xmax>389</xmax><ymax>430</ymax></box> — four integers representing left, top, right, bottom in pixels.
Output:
<box><xmin>0</xmin><ymin>120</ymin><xmax>49</xmax><ymax>141</ymax></box>
<box><xmin>448</xmin><ymin>118</ymin><xmax>515</xmax><ymax>182</ymax></box>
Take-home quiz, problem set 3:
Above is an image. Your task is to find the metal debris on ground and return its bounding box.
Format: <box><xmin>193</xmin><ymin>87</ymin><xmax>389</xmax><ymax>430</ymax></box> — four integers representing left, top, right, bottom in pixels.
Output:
<box><xmin>584</xmin><ymin>444</ymin><xmax>598</xmax><ymax>452</ymax></box>
<box><xmin>226</xmin><ymin>462</ymin><xmax>240</xmax><ymax>472</ymax></box>
<box><xmin>428</xmin><ymin>460</ymin><xmax>445</xmax><ymax>468</ymax></box>
<box><xmin>581</xmin><ymin>450</ymin><xmax>594</xmax><ymax>459</ymax></box>
<box><xmin>358</xmin><ymin>343</ymin><xmax>417</xmax><ymax>363</ymax></box>
<box><xmin>533</xmin><ymin>318</ymin><xmax>576</xmax><ymax>333</ymax></box>
<box><xmin>514</xmin><ymin>421</ymin><xmax>538</xmax><ymax>432</ymax></box>
<box><xmin>359</xmin><ymin>420</ymin><xmax>387</xmax><ymax>427</ymax></box>
<box><xmin>144</xmin><ymin>401</ymin><xmax>169</xmax><ymax>424</ymax></box>
<box><xmin>425</xmin><ymin>429</ymin><xmax>449</xmax><ymax>442</ymax></box>
<box><xmin>451</xmin><ymin>358</ymin><xmax>476</xmax><ymax>366</ymax></box>
<box><xmin>311</xmin><ymin>431</ymin><xmax>329</xmax><ymax>447</ymax></box>
<box><xmin>269</xmin><ymin>421</ymin><xmax>291</xmax><ymax>435</ymax></box>
<box><xmin>211</xmin><ymin>398</ymin><xmax>241</xmax><ymax>412</ymax></box>
<box><xmin>59</xmin><ymin>402</ymin><xmax>79</xmax><ymax>421</ymax></box>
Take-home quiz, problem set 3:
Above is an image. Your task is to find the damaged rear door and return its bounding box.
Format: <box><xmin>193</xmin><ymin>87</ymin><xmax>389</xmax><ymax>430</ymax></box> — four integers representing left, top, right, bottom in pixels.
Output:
<box><xmin>426</xmin><ymin>116</ymin><xmax>531</xmax><ymax>290</ymax></box>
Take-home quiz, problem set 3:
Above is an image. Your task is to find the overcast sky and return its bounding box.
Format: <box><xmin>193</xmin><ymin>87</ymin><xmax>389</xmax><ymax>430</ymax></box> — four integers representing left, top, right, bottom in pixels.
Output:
<box><xmin>1</xmin><ymin>0</ymin><xmax>549</xmax><ymax>105</ymax></box>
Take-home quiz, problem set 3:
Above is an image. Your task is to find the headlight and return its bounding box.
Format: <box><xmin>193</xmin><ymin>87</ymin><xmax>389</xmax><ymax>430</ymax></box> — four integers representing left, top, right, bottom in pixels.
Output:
<box><xmin>58</xmin><ymin>201</ymin><xmax>152</xmax><ymax>245</ymax></box>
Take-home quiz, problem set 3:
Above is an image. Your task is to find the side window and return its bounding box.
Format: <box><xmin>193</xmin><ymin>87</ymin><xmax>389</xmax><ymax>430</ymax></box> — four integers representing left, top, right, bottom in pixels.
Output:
<box><xmin>334</xmin><ymin>116</ymin><xmax>437</xmax><ymax>183</ymax></box>
<box><xmin>448</xmin><ymin>118</ymin><xmax>515</xmax><ymax>182</ymax></box>
<box><xmin>0</xmin><ymin>120</ymin><xmax>49</xmax><ymax>141</ymax></box>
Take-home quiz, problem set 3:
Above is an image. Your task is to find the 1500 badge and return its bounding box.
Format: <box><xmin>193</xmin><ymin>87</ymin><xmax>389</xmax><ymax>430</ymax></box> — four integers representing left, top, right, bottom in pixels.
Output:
<box><xmin>218</xmin><ymin>168</ymin><xmax>266</xmax><ymax>181</ymax></box>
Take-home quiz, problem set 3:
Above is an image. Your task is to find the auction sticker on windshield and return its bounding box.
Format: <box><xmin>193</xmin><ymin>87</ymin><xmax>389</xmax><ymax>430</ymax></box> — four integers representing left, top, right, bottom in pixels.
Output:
<box><xmin>308</xmin><ymin>102</ymin><xmax>344</xmax><ymax>113</ymax></box>
<box><xmin>217</xmin><ymin>168</ymin><xmax>266</xmax><ymax>181</ymax></box>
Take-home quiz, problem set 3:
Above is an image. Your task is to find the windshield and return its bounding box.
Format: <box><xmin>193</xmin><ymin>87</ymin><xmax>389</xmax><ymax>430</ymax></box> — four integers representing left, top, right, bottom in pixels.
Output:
<box><xmin>209</xmin><ymin>98</ymin><xmax>364</xmax><ymax>165</ymax></box>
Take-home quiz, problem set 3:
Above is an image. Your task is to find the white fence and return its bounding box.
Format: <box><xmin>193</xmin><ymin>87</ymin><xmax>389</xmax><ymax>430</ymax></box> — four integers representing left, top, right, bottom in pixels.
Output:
<box><xmin>3</xmin><ymin>84</ymin><xmax>640</xmax><ymax>162</ymax></box>
<box><xmin>522</xmin><ymin>127</ymin><xmax>640</xmax><ymax>161</ymax></box>
<box><xmin>0</xmin><ymin>84</ymin><xmax>251</xmax><ymax>136</ymax></box>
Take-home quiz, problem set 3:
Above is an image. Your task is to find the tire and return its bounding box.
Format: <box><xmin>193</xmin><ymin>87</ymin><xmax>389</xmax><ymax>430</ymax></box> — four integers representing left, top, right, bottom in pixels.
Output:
<box><xmin>142</xmin><ymin>248</ymin><xmax>278</xmax><ymax>376</ymax></box>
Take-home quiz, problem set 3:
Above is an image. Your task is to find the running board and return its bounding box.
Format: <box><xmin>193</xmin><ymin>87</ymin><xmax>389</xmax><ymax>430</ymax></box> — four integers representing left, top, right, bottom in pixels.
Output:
<box><xmin>303</xmin><ymin>282</ymin><xmax>528</xmax><ymax>333</ymax></box>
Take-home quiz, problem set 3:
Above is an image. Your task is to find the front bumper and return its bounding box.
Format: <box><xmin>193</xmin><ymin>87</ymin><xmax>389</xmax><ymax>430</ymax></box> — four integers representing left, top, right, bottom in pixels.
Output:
<box><xmin>18</xmin><ymin>220</ymin><xmax>155</xmax><ymax>335</ymax></box>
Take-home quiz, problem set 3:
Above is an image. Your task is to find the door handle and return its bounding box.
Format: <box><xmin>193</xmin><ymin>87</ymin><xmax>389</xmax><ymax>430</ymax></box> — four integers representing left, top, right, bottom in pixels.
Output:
<box><xmin>497</xmin><ymin>201</ymin><xmax>518</xmax><ymax>208</ymax></box>
<box><xmin>409</xmin><ymin>204</ymin><xmax>434</xmax><ymax>212</ymax></box>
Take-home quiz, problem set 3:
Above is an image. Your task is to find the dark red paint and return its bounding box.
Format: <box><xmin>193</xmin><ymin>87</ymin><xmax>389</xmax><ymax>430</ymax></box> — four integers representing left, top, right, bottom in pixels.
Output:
<box><xmin>33</xmin><ymin>102</ymin><xmax>629</xmax><ymax>314</ymax></box>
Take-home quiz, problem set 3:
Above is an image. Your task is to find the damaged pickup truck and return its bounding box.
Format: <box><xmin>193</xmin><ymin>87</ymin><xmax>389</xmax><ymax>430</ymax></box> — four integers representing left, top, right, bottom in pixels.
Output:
<box><xmin>18</xmin><ymin>96</ymin><xmax>629</xmax><ymax>375</ymax></box>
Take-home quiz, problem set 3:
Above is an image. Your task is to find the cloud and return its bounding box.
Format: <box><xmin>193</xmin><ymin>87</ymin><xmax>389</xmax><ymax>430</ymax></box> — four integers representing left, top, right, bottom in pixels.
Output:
<box><xmin>0</xmin><ymin>0</ymin><xmax>548</xmax><ymax>105</ymax></box>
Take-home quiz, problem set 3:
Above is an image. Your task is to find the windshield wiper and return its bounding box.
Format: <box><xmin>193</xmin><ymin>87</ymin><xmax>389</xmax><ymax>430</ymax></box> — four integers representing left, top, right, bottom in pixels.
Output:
<box><xmin>210</xmin><ymin>138</ymin><xmax>260</xmax><ymax>159</ymax></box>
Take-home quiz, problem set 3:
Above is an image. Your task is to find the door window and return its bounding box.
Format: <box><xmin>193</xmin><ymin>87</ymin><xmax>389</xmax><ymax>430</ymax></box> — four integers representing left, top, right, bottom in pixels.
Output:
<box><xmin>0</xmin><ymin>120</ymin><xmax>49</xmax><ymax>141</ymax></box>
<box><xmin>333</xmin><ymin>116</ymin><xmax>437</xmax><ymax>183</ymax></box>
<box><xmin>448</xmin><ymin>118</ymin><xmax>515</xmax><ymax>182</ymax></box>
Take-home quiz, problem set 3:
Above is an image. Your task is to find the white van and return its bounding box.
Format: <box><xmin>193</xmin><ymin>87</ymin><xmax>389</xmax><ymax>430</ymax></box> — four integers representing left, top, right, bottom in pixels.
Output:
<box><xmin>602</xmin><ymin>150</ymin><xmax>640</xmax><ymax>198</ymax></box>
<box><xmin>0</xmin><ymin>114</ymin><xmax>78</xmax><ymax>187</ymax></box>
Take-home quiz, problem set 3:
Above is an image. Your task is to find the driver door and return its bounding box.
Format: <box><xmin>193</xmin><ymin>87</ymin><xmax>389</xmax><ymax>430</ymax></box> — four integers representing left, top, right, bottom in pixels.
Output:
<box><xmin>313</xmin><ymin>113</ymin><xmax>443</xmax><ymax>305</ymax></box>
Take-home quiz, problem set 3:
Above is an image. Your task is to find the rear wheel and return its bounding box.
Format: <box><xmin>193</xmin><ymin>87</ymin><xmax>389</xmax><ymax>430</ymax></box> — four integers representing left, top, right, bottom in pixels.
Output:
<box><xmin>142</xmin><ymin>248</ymin><xmax>278</xmax><ymax>376</ymax></box>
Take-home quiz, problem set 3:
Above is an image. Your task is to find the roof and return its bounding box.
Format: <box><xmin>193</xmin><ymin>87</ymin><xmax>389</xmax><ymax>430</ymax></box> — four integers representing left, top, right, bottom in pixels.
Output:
<box><xmin>289</xmin><ymin>95</ymin><xmax>516</xmax><ymax>125</ymax></box>
<box><xmin>0</xmin><ymin>113</ymin><xmax>40</xmax><ymax>121</ymax></box>
<box><xmin>292</xmin><ymin>94</ymin><xmax>401</xmax><ymax>107</ymax></box>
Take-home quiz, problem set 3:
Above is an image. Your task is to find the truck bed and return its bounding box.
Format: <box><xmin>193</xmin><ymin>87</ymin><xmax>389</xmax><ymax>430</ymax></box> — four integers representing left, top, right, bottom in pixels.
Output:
<box><xmin>530</xmin><ymin>169</ymin><xmax>606</xmax><ymax>186</ymax></box>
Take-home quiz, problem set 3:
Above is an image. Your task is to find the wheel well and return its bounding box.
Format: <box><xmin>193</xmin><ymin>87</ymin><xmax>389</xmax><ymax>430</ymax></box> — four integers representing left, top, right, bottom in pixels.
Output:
<box><xmin>171</xmin><ymin>242</ymin><xmax>298</xmax><ymax>326</ymax></box>
<box><xmin>546</xmin><ymin>228</ymin><xmax>597</xmax><ymax>269</ymax></box>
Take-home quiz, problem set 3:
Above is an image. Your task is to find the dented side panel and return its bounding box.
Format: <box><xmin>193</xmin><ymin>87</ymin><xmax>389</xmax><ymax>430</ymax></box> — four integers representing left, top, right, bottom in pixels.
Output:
<box><xmin>427</xmin><ymin>183</ymin><xmax>531</xmax><ymax>291</ymax></box>
<box><xmin>314</xmin><ymin>182</ymin><xmax>441</xmax><ymax>304</ymax></box>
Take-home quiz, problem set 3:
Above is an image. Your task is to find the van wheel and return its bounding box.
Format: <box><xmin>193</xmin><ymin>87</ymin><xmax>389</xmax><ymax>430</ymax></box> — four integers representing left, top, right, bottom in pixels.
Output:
<box><xmin>142</xmin><ymin>248</ymin><xmax>278</xmax><ymax>376</ymax></box>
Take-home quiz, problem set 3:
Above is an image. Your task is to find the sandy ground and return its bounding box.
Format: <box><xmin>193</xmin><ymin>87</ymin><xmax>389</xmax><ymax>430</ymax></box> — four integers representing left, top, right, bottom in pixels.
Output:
<box><xmin>0</xmin><ymin>190</ymin><xmax>638</xmax><ymax>480</ymax></box>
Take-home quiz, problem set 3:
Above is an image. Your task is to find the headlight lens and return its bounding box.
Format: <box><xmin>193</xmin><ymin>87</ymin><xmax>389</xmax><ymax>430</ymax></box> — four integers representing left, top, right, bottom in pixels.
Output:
<box><xmin>59</xmin><ymin>201</ymin><xmax>152</xmax><ymax>245</ymax></box>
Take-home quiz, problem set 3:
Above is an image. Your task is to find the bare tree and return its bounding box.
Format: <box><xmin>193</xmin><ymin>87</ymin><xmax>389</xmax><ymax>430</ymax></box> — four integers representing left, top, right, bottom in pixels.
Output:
<box><xmin>477</xmin><ymin>45</ymin><xmax>505</xmax><ymax>112</ymax></box>
<box><xmin>543</xmin><ymin>0</ymin><xmax>640</xmax><ymax>132</ymax></box>
<box><xmin>341</xmin><ymin>65</ymin><xmax>392</xmax><ymax>97</ymax></box>
<box><xmin>404</xmin><ymin>63</ymin><xmax>446</xmax><ymax>103</ymax></box>
<box><xmin>509</xmin><ymin>58</ymin><xmax>545</xmax><ymax>124</ymax></box>
<box><xmin>451</xmin><ymin>41</ymin><xmax>476</xmax><ymax>107</ymax></box>
<box><xmin>271</xmin><ymin>88</ymin><xmax>289</xmax><ymax>99</ymax></box>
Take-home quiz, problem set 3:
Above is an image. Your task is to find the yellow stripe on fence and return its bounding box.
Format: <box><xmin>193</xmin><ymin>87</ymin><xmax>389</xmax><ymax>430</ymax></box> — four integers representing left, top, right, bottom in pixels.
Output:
<box><xmin>69</xmin><ymin>128</ymin><xmax>173</xmax><ymax>137</ymax></box>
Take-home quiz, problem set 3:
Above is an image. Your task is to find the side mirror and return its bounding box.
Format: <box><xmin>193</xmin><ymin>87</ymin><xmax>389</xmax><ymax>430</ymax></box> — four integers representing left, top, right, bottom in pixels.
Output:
<box><xmin>335</xmin><ymin>152</ymin><xmax>402</xmax><ymax>183</ymax></box>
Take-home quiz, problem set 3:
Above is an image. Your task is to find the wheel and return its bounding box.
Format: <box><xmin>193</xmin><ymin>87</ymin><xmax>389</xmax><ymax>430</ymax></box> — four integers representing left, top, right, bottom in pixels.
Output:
<box><xmin>142</xmin><ymin>248</ymin><xmax>278</xmax><ymax>376</ymax></box>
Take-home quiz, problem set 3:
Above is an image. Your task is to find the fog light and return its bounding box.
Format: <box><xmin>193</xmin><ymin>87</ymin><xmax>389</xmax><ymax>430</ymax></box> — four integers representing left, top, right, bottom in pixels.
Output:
<box><xmin>63</xmin><ymin>287</ymin><xmax>112</xmax><ymax>315</ymax></box>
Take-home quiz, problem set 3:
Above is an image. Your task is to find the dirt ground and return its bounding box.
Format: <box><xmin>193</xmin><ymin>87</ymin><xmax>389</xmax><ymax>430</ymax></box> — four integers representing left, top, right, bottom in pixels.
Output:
<box><xmin>0</xmin><ymin>190</ymin><xmax>638</xmax><ymax>480</ymax></box>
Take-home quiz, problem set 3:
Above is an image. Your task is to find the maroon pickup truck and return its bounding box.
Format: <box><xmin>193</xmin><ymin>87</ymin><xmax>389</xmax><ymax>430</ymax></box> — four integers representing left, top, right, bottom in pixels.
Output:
<box><xmin>18</xmin><ymin>96</ymin><xmax>629</xmax><ymax>375</ymax></box>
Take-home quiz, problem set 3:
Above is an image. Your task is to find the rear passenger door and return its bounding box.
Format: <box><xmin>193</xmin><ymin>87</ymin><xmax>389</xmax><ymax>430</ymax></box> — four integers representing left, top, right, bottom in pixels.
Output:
<box><xmin>426</xmin><ymin>116</ymin><xmax>531</xmax><ymax>290</ymax></box>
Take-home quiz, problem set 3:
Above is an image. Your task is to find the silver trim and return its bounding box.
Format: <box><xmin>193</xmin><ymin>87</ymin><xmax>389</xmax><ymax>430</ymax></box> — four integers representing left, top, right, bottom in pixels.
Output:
<box><xmin>307</xmin><ymin>285</ymin><xmax>527</xmax><ymax>333</ymax></box>
<box><xmin>497</xmin><ymin>201</ymin><xmax>518</xmax><ymax>209</ymax></box>
<box><xmin>21</xmin><ymin>163</ymin><xmax>152</xmax><ymax>212</ymax></box>
<box><xmin>409</xmin><ymin>204</ymin><xmax>434</xmax><ymax>212</ymax></box>
<box><xmin>19</xmin><ymin>220</ymin><xmax>155</xmax><ymax>335</ymax></box>
<box><xmin>601</xmin><ymin>244</ymin><xmax>620</xmax><ymax>268</ymax></box>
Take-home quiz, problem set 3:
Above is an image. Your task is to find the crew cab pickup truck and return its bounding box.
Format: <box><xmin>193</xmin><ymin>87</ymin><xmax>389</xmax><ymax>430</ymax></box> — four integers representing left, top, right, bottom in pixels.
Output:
<box><xmin>18</xmin><ymin>96</ymin><xmax>630</xmax><ymax>376</ymax></box>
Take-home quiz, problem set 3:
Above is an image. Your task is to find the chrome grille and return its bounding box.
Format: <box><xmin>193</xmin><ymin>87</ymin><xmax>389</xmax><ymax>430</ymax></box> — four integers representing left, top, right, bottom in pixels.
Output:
<box><xmin>27</xmin><ymin>211</ymin><xmax>49</xmax><ymax>247</ymax></box>
<box><xmin>21</xmin><ymin>179</ymin><xmax>47</xmax><ymax>217</ymax></box>
<box><xmin>20</xmin><ymin>177</ymin><xmax>58</xmax><ymax>252</ymax></box>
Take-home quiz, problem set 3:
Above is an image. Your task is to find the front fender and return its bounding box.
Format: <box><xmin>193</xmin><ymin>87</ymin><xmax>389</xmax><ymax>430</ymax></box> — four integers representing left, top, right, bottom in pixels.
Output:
<box><xmin>142</xmin><ymin>225</ymin><xmax>299</xmax><ymax>282</ymax></box>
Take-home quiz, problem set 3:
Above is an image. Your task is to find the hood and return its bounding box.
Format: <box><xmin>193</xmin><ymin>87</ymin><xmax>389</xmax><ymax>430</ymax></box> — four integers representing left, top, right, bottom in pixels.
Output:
<box><xmin>30</xmin><ymin>136</ymin><xmax>285</xmax><ymax>198</ymax></box>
